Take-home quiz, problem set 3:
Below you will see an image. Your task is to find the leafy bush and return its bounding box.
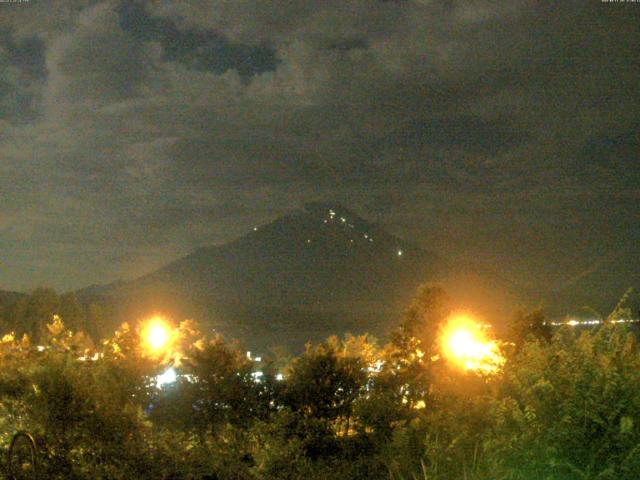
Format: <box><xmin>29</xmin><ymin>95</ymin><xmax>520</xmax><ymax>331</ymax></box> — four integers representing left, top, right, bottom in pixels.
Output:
<box><xmin>0</xmin><ymin>287</ymin><xmax>638</xmax><ymax>480</ymax></box>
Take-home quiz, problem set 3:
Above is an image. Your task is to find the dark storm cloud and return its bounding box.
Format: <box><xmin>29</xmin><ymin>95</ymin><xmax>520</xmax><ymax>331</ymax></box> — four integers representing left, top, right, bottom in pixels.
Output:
<box><xmin>0</xmin><ymin>0</ymin><xmax>638</xmax><ymax>298</ymax></box>
<box><xmin>570</xmin><ymin>128</ymin><xmax>640</xmax><ymax>187</ymax></box>
<box><xmin>0</xmin><ymin>28</ymin><xmax>45</xmax><ymax>122</ymax></box>
<box><xmin>0</xmin><ymin>29</ymin><xmax>46</xmax><ymax>78</ymax></box>
<box><xmin>392</xmin><ymin>116</ymin><xmax>526</xmax><ymax>156</ymax></box>
<box><xmin>45</xmin><ymin>2</ymin><xmax>155</xmax><ymax>104</ymax></box>
<box><xmin>117</xmin><ymin>1</ymin><xmax>278</xmax><ymax>78</ymax></box>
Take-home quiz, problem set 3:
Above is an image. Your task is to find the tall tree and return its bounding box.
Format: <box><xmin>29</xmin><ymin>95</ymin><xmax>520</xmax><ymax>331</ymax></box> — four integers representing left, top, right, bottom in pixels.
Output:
<box><xmin>59</xmin><ymin>293</ymin><xmax>88</xmax><ymax>334</ymax></box>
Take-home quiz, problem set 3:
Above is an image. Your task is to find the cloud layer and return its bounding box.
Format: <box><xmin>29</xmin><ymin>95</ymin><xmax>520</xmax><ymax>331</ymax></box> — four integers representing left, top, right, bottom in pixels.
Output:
<box><xmin>0</xmin><ymin>0</ymin><xmax>638</xmax><ymax>300</ymax></box>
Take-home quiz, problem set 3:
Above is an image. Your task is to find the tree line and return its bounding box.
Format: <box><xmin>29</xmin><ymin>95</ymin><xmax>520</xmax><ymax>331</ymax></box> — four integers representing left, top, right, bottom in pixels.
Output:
<box><xmin>0</xmin><ymin>285</ymin><xmax>638</xmax><ymax>479</ymax></box>
<box><xmin>0</xmin><ymin>287</ymin><xmax>109</xmax><ymax>341</ymax></box>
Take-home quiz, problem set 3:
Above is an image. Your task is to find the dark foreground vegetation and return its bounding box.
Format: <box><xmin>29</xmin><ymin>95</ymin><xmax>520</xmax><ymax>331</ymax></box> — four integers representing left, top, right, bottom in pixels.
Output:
<box><xmin>0</xmin><ymin>286</ymin><xmax>639</xmax><ymax>479</ymax></box>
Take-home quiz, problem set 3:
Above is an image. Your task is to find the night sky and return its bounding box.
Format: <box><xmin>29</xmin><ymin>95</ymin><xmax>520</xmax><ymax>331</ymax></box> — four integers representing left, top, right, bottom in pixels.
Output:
<box><xmin>0</xmin><ymin>1</ymin><xmax>638</xmax><ymax>304</ymax></box>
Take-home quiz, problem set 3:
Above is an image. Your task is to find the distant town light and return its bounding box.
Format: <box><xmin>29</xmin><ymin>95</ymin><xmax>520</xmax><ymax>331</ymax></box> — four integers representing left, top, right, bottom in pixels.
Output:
<box><xmin>77</xmin><ymin>352</ymin><xmax>102</xmax><ymax>362</ymax></box>
<box><xmin>156</xmin><ymin>368</ymin><xmax>177</xmax><ymax>388</ymax></box>
<box><xmin>546</xmin><ymin>317</ymin><xmax>637</xmax><ymax>327</ymax></box>
<box><xmin>368</xmin><ymin>360</ymin><xmax>384</xmax><ymax>373</ymax></box>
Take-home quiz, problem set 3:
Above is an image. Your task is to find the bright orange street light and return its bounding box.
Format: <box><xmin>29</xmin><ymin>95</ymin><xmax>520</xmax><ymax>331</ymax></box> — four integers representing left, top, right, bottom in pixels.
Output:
<box><xmin>439</xmin><ymin>313</ymin><xmax>504</xmax><ymax>375</ymax></box>
<box><xmin>141</xmin><ymin>316</ymin><xmax>172</xmax><ymax>355</ymax></box>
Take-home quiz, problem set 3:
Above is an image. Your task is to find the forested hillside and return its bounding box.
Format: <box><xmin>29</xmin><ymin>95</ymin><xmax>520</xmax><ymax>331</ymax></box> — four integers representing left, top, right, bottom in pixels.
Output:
<box><xmin>74</xmin><ymin>204</ymin><xmax>522</xmax><ymax>351</ymax></box>
<box><xmin>0</xmin><ymin>285</ymin><xmax>638</xmax><ymax>479</ymax></box>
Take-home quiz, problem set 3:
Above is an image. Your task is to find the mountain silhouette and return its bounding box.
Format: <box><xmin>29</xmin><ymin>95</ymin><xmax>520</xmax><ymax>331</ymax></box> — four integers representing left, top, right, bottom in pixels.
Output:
<box><xmin>0</xmin><ymin>289</ymin><xmax>24</xmax><ymax>305</ymax></box>
<box><xmin>77</xmin><ymin>203</ymin><xmax>522</xmax><ymax>351</ymax></box>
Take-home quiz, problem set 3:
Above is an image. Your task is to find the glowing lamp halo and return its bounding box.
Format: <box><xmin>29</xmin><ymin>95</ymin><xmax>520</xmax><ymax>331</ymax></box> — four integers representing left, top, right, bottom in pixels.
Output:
<box><xmin>140</xmin><ymin>316</ymin><xmax>173</xmax><ymax>355</ymax></box>
<box><xmin>439</xmin><ymin>313</ymin><xmax>504</xmax><ymax>375</ymax></box>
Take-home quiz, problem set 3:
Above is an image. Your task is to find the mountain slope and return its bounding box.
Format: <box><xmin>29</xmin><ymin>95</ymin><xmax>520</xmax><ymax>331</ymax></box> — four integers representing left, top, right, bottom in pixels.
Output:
<box><xmin>78</xmin><ymin>203</ymin><xmax>450</xmax><ymax>350</ymax></box>
<box><xmin>0</xmin><ymin>289</ymin><xmax>24</xmax><ymax>304</ymax></box>
<box><xmin>150</xmin><ymin>203</ymin><xmax>441</xmax><ymax>303</ymax></box>
<box><xmin>0</xmin><ymin>289</ymin><xmax>26</xmax><ymax>331</ymax></box>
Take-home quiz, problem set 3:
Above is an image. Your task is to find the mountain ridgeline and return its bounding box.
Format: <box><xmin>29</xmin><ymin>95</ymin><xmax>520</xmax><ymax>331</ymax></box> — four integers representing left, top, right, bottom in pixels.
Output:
<box><xmin>77</xmin><ymin>203</ymin><xmax>457</xmax><ymax>350</ymax></box>
<box><xmin>0</xmin><ymin>204</ymin><xmax>526</xmax><ymax>351</ymax></box>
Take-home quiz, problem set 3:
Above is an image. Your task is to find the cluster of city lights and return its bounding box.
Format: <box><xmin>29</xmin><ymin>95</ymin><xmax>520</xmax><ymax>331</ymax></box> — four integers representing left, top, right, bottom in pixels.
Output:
<box><xmin>322</xmin><ymin>208</ymin><xmax>408</xmax><ymax>257</ymax></box>
<box><xmin>4</xmin><ymin>308</ymin><xmax>511</xmax><ymax>405</ymax></box>
<box><xmin>40</xmin><ymin>306</ymin><xmax>637</xmax><ymax>393</ymax></box>
<box><xmin>147</xmin><ymin>335</ymin><xmax>286</xmax><ymax>389</ymax></box>
<box><xmin>251</xmin><ymin>208</ymin><xmax>408</xmax><ymax>259</ymax></box>
<box><xmin>39</xmin><ymin>311</ymin><xmax>507</xmax><ymax>384</ymax></box>
<box><xmin>546</xmin><ymin>318</ymin><xmax>637</xmax><ymax>327</ymax></box>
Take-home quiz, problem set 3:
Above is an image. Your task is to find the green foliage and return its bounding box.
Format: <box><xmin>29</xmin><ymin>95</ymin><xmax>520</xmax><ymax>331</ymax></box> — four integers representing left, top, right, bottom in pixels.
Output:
<box><xmin>284</xmin><ymin>337</ymin><xmax>367</xmax><ymax>424</ymax></box>
<box><xmin>510</xmin><ymin>308</ymin><xmax>551</xmax><ymax>345</ymax></box>
<box><xmin>0</xmin><ymin>288</ymin><xmax>103</xmax><ymax>341</ymax></box>
<box><xmin>485</xmin><ymin>324</ymin><xmax>640</xmax><ymax>480</ymax></box>
<box><xmin>0</xmin><ymin>284</ymin><xmax>638</xmax><ymax>480</ymax></box>
<box><xmin>151</xmin><ymin>333</ymin><xmax>260</xmax><ymax>434</ymax></box>
<box><xmin>400</xmin><ymin>284</ymin><xmax>451</xmax><ymax>346</ymax></box>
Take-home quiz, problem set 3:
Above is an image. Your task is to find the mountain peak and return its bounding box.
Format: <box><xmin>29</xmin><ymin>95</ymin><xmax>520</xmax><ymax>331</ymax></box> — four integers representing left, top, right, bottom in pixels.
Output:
<box><xmin>78</xmin><ymin>204</ymin><xmax>447</xmax><ymax>350</ymax></box>
<box><xmin>303</xmin><ymin>201</ymin><xmax>361</xmax><ymax>221</ymax></box>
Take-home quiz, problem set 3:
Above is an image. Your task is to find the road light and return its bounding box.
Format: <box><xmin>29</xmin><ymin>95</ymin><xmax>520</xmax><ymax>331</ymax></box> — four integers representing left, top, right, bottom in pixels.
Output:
<box><xmin>439</xmin><ymin>313</ymin><xmax>504</xmax><ymax>374</ymax></box>
<box><xmin>156</xmin><ymin>367</ymin><xmax>177</xmax><ymax>388</ymax></box>
<box><xmin>141</xmin><ymin>316</ymin><xmax>172</xmax><ymax>355</ymax></box>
